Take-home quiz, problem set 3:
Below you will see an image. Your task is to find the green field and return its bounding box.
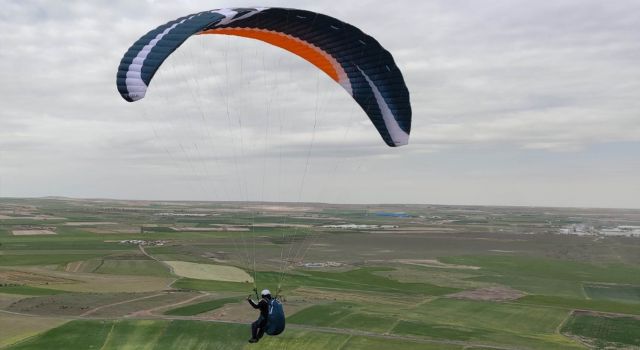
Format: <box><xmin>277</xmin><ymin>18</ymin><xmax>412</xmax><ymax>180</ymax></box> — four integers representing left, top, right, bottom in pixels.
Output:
<box><xmin>393</xmin><ymin>320</ymin><xmax>485</xmax><ymax>341</ymax></box>
<box><xmin>583</xmin><ymin>283</ymin><xmax>640</xmax><ymax>304</ymax></box>
<box><xmin>442</xmin><ymin>255</ymin><xmax>640</xmax><ymax>297</ymax></box>
<box><xmin>561</xmin><ymin>312</ymin><xmax>640</xmax><ymax>348</ymax></box>
<box><xmin>172</xmin><ymin>278</ymin><xmax>250</xmax><ymax>293</ymax></box>
<box><xmin>288</xmin><ymin>303</ymin><xmax>360</xmax><ymax>328</ymax></box>
<box><xmin>287</xmin><ymin>299</ymin><xmax>583</xmax><ymax>349</ymax></box>
<box><xmin>0</xmin><ymin>285</ymin><xmax>67</xmax><ymax>296</ymax></box>
<box><xmin>94</xmin><ymin>259</ymin><xmax>171</xmax><ymax>277</ymax></box>
<box><xmin>399</xmin><ymin>299</ymin><xmax>581</xmax><ymax>349</ymax></box>
<box><xmin>516</xmin><ymin>295</ymin><xmax>640</xmax><ymax>315</ymax></box>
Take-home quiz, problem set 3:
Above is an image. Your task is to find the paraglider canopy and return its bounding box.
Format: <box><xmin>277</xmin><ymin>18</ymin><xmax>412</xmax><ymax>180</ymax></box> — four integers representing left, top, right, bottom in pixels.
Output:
<box><xmin>116</xmin><ymin>7</ymin><xmax>411</xmax><ymax>147</ymax></box>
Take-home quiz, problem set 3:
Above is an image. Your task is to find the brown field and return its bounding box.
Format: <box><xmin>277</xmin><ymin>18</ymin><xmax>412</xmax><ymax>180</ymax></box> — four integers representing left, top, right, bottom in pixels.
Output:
<box><xmin>3</xmin><ymin>215</ymin><xmax>65</xmax><ymax>221</ymax></box>
<box><xmin>83</xmin><ymin>291</ymin><xmax>202</xmax><ymax>318</ymax></box>
<box><xmin>130</xmin><ymin>292</ymin><xmax>209</xmax><ymax>317</ymax></box>
<box><xmin>0</xmin><ymin>269</ymin><xmax>75</xmax><ymax>285</ymax></box>
<box><xmin>49</xmin><ymin>274</ymin><xmax>173</xmax><ymax>293</ymax></box>
<box><xmin>172</xmin><ymin>226</ymin><xmax>250</xmax><ymax>232</ymax></box>
<box><xmin>253</xmin><ymin>223</ymin><xmax>312</xmax><ymax>228</ymax></box>
<box><xmin>63</xmin><ymin>260</ymin><xmax>101</xmax><ymax>273</ymax></box>
<box><xmin>0</xmin><ymin>294</ymin><xmax>27</xmax><ymax>309</ymax></box>
<box><xmin>86</xmin><ymin>227</ymin><xmax>142</xmax><ymax>234</ymax></box>
<box><xmin>248</xmin><ymin>205</ymin><xmax>314</xmax><ymax>212</ymax></box>
<box><xmin>0</xmin><ymin>313</ymin><xmax>67</xmax><ymax>348</ymax></box>
<box><xmin>374</xmin><ymin>267</ymin><xmax>493</xmax><ymax>289</ymax></box>
<box><xmin>64</xmin><ymin>222</ymin><xmax>118</xmax><ymax>226</ymax></box>
<box><xmin>200</xmin><ymin>300</ymin><xmax>260</xmax><ymax>322</ymax></box>
<box><xmin>8</xmin><ymin>267</ymin><xmax>172</xmax><ymax>293</ymax></box>
<box><xmin>6</xmin><ymin>292</ymin><xmax>161</xmax><ymax>316</ymax></box>
<box><xmin>165</xmin><ymin>261</ymin><xmax>253</xmax><ymax>282</ymax></box>
<box><xmin>393</xmin><ymin>259</ymin><xmax>480</xmax><ymax>270</ymax></box>
<box><xmin>12</xmin><ymin>229</ymin><xmax>56</xmax><ymax>236</ymax></box>
<box><xmin>447</xmin><ymin>286</ymin><xmax>526</xmax><ymax>301</ymax></box>
<box><xmin>290</xmin><ymin>287</ymin><xmax>422</xmax><ymax>306</ymax></box>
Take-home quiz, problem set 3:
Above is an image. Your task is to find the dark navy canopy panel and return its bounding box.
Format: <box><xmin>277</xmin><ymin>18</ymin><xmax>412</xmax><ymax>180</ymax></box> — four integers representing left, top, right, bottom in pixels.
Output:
<box><xmin>117</xmin><ymin>7</ymin><xmax>411</xmax><ymax>146</ymax></box>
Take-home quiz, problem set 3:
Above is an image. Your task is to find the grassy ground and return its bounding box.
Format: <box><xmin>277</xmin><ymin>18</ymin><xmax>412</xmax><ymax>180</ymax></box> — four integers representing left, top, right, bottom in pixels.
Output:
<box><xmin>5</xmin><ymin>320</ymin><xmax>465</xmax><ymax>350</ymax></box>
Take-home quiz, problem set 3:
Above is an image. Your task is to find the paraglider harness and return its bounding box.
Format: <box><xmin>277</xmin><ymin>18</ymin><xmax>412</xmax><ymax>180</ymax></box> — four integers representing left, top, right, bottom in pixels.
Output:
<box><xmin>251</xmin><ymin>288</ymin><xmax>285</xmax><ymax>337</ymax></box>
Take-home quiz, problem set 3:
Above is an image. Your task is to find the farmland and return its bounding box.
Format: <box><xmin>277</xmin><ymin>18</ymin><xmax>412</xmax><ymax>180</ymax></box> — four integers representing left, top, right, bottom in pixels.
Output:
<box><xmin>1</xmin><ymin>197</ymin><xmax>640</xmax><ymax>349</ymax></box>
<box><xmin>561</xmin><ymin>312</ymin><xmax>640</xmax><ymax>348</ymax></box>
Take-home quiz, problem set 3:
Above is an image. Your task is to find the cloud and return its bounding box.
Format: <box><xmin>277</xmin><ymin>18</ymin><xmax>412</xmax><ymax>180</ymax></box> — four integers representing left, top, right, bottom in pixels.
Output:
<box><xmin>1</xmin><ymin>0</ymin><xmax>639</xmax><ymax>207</ymax></box>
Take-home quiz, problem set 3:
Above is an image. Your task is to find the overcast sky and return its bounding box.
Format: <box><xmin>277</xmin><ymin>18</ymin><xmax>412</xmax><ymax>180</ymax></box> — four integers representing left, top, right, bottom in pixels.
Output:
<box><xmin>1</xmin><ymin>0</ymin><xmax>639</xmax><ymax>208</ymax></box>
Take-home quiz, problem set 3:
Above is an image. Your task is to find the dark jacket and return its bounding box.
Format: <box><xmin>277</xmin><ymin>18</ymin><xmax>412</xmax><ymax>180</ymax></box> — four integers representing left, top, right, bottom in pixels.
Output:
<box><xmin>248</xmin><ymin>297</ymin><xmax>270</xmax><ymax>319</ymax></box>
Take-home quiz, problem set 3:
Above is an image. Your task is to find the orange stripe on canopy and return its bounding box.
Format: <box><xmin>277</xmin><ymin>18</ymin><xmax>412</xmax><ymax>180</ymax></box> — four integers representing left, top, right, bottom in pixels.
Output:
<box><xmin>199</xmin><ymin>27</ymin><xmax>341</xmax><ymax>82</ymax></box>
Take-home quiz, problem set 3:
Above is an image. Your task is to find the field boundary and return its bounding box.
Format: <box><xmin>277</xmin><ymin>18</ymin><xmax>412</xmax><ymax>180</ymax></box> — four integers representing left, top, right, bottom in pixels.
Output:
<box><xmin>130</xmin><ymin>293</ymin><xmax>209</xmax><ymax>317</ymax></box>
<box><xmin>80</xmin><ymin>293</ymin><xmax>166</xmax><ymax>317</ymax></box>
<box><xmin>138</xmin><ymin>244</ymin><xmax>177</xmax><ymax>289</ymax></box>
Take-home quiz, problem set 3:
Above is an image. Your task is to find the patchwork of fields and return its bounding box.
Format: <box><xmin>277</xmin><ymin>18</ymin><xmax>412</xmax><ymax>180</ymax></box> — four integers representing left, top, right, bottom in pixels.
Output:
<box><xmin>1</xmin><ymin>198</ymin><xmax>639</xmax><ymax>349</ymax></box>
